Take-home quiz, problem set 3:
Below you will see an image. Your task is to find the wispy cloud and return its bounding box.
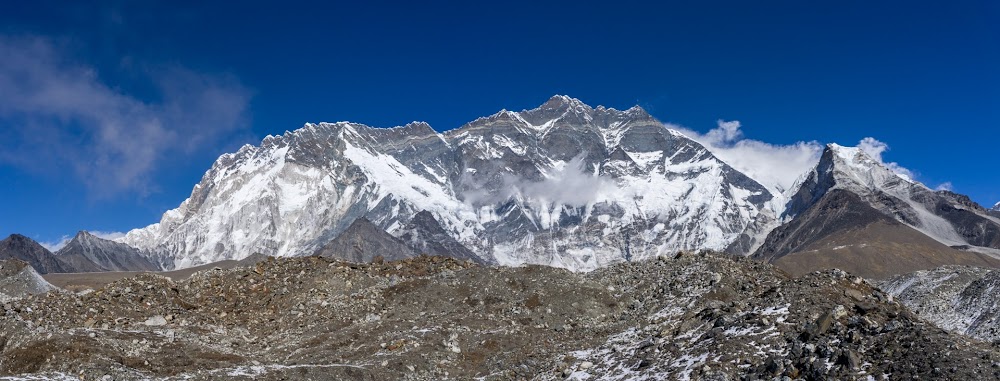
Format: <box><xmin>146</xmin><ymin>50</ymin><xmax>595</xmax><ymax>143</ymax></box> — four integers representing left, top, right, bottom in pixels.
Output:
<box><xmin>90</xmin><ymin>230</ymin><xmax>127</xmax><ymax>241</ymax></box>
<box><xmin>39</xmin><ymin>235</ymin><xmax>72</xmax><ymax>252</ymax></box>
<box><xmin>37</xmin><ymin>230</ymin><xmax>127</xmax><ymax>251</ymax></box>
<box><xmin>461</xmin><ymin>155</ymin><xmax>616</xmax><ymax>207</ymax></box>
<box><xmin>0</xmin><ymin>34</ymin><xmax>253</xmax><ymax>198</ymax></box>
<box><xmin>671</xmin><ymin>120</ymin><xmax>824</xmax><ymax>195</ymax></box>
<box><xmin>515</xmin><ymin>156</ymin><xmax>616</xmax><ymax>206</ymax></box>
<box><xmin>857</xmin><ymin>137</ymin><xmax>916</xmax><ymax>181</ymax></box>
<box><xmin>934</xmin><ymin>182</ymin><xmax>954</xmax><ymax>192</ymax></box>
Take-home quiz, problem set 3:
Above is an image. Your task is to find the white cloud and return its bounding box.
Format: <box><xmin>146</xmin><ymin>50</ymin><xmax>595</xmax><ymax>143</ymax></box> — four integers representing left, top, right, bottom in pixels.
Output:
<box><xmin>671</xmin><ymin>120</ymin><xmax>823</xmax><ymax>195</ymax></box>
<box><xmin>461</xmin><ymin>155</ymin><xmax>616</xmax><ymax>207</ymax></box>
<box><xmin>515</xmin><ymin>156</ymin><xmax>616</xmax><ymax>206</ymax></box>
<box><xmin>37</xmin><ymin>230</ymin><xmax>127</xmax><ymax>251</ymax></box>
<box><xmin>857</xmin><ymin>137</ymin><xmax>916</xmax><ymax>181</ymax></box>
<box><xmin>934</xmin><ymin>182</ymin><xmax>954</xmax><ymax>192</ymax></box>
<box><xmin>39</xmin><ymin>235</ymin><xmax>71</xmax><ymax>252</ymax></box>
<box><xmin>0</xmin><ymin>35</ymin><xmax>253</xmax><ymax>198</ymax></box>
<box><xmin>90</xmin><ymin>230</ymin><xmax>127</xmax><ymax>241</ymax></box>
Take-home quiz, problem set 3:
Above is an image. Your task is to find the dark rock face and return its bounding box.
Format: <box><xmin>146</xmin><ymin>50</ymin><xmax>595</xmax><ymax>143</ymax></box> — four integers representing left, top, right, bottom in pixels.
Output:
<box><xmin>55</xmin><ymin>231</ymin><xmax>161</xmax><ymax>272</ymax></box>
<box><xmin>754</xmin><ymin>190</ymin><xmax>890</xmax><ymax>262</ymax></box>
<box><xmin>988</xmin><ymin>202</ymin><xmax>1000</xmax><ymax>219</ymax></box>
<box><xmin>314</xmin><ymin>217</ymin><xmax>419</xmax><ymax>263</ymax></box>
<box><xmin>989</xmin><ymin>209</ymin><xmax>1000</xmax><ymax>219</ymax></box>
<box><xmin>397</xmin><ymin>211</ymin><xmax>485</xmax><ymax>264</ymax></box>
<box><xmin>753</xmin><ymin>189</ymin><xmax>1000</xmax><ymax>279</ymax></box>
<box><xmin>780</xmin><ymin>148</ymin><xmax>839</xmax><ymax>221</ymax></box>
<box><xmin>0</xmin><ymin>235</ymin><xmax>67</xmax><ymax>274</ymax></box>
<box><xmin>930</xmin><ymin>196</ymin><xmax>1000</xmax><ymax>248</ymax></box>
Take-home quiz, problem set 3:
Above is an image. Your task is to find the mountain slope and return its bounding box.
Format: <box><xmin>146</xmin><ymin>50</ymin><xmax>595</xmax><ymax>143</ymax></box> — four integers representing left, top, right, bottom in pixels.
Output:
<box><xmin>751</xmin><ymin>145</ymin><xmax>1000</xmax><ymax>278</ymax></box>
<box><xmin>882</xmin><ymin>266</ymin><xmax>1000</xmax><ymax>342</ymax></box>
<box><xmin>313</xmin><ymin>217</ymin><xmax>419</xmax><ymax>263</ymax></box>
<box><xmin>55</xmin><ymin>231</ymin><xmax>161</xmax><ymax>272</ymax></box>
<box><xmin>120</xmin><ymin>95</ymin><xmax>776</xmax><ymax>270</ymax></box>
<box><xmin>0</xmin><ymin>234</ymin><xmax>67</xmax><ymax>274</ymax></box>
<box><xmin>0</xmin><ymin>259</ymin><xmax>56</xmax><ymax>302</ymax></box>
<box><xmin>397</xmin><ymin>210</ymin><xmax>484</xmax><ymax>263</ymax></box>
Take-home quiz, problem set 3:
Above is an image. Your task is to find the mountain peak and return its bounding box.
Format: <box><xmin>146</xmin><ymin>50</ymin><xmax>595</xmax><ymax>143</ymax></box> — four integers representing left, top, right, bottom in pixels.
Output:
<box><xmin>55</xmin><ymin>229</ymin><xmax>162</xmax><ymax>272</ymax></box>
<box><xmin>992</xmin><ymin>202</ymin><xmax>1000</xmax><ymax>211</ymax></box>
<box><xmin>4</xmin><ymin>234</ymin><xmax>33</xmax><ymax>244</ymax></box>
<box><xmin>401</xmin><ymin>121</ymin><xmax>433</xmax><ymax>130</ymax></box>
<box><xmin>824</xmin><ymin>143</ymin><xmax>865</xmax><ymax>163</ymax></box>
<box><xmin>0</xmin><ymin>233</ymin><xmax>66</xmax><ymax>273</ymax></box>
<box><xmin>2</xmin><ymin>234</ymin><xmax>51</xmax><ymax>252</ymax></box>
<box><xmin>545</xmin><ymin>94</ymin><xmax>582</xmax><ymax>105</ymax></box>
<box><xmin>821</xmin><ymin>143</ymin><xmax>914</xmax><ymax>184</ymax></box>
<box><xmin>536</xmin><ymin>94</ymin><xmax>592</xmax><ymax>113</ymax></box>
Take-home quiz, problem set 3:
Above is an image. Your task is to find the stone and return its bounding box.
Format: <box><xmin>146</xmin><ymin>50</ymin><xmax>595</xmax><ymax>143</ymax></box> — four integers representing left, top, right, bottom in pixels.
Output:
<box><xmin>143</xmin><ymin>315</ymin><xmax>167</xmax><ymax>326</ymax></box>
<box><xmin>832</xmin><ymin>304</ymin><xmax>848</xmax><ymax>319</ymax></box>
<box><xmin>844</xmin><ymin>288</ymin><xmax>866</xmax><ymax>301</ymax></box>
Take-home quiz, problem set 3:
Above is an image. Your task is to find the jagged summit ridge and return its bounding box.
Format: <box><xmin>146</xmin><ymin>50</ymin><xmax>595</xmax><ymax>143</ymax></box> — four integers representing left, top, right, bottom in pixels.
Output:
<box><xmin>746</xmin><ymin>142</ymin><xmax>1000</xmax><ymax>275</ymax></box>
<box><xmin>56</xmin><ymin>231</ymin><xmax>162</xmax><ymax>272</ymax></box>
<box><xmin>120</xmin><ymin>96</ymin><xmax>775</xmax><ymax>270</ymax></box>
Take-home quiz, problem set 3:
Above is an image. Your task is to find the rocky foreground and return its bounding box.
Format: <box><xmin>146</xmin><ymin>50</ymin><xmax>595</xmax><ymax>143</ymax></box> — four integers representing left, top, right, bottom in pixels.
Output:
<box><xmin>1</xmin><ymin>253</ymin><xmax>998</xmax><ymax>380</ymax></box>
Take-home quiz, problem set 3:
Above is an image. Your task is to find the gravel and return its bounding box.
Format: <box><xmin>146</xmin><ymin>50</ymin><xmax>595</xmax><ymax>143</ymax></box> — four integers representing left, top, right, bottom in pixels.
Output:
<box><xmin>0</xmin><ymin>253</ymin><xmax>996</xmax><ymax>380</ymax></box>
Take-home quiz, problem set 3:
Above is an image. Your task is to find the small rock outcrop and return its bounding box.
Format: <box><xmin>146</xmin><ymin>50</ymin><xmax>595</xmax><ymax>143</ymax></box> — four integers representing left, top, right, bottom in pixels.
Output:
<box><xmin>0</xmin><ymin>259</ymin><xmax>56</xmax><ymax>301</ymax></box>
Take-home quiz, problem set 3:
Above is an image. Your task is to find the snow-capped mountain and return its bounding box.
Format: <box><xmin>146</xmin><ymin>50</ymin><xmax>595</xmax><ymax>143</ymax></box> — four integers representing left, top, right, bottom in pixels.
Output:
<box><xmin>749</xmin><ymin>144</ymin><xmax>1000</xmax><ymax>278</ymax></box>
<box><xmin>821</xmin><ymin>145</ymin><xmax>1000</xmax><ymax>251</ymax></box>
<box><xmin>120</xmin><ymin>95</ymin><xmax>775</xmax><ymax>270</ymax></box>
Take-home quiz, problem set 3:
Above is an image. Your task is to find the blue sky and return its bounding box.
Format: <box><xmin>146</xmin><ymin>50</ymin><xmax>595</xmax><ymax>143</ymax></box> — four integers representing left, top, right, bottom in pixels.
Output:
<box><xmin>1</xmin><ymin>1</ymin><xmax>998</xmax><ymax>247</ymax></box>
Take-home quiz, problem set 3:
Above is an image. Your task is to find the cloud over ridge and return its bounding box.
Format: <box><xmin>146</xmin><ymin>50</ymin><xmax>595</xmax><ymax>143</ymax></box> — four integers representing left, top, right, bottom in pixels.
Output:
<box><xmin>672</xmin><ymin>120</ymin><xmax>952</xmax><ymax>197</ymax></box>
<box><xmin>671</xmin><ymin>120</ymin><xmax>824</xmax><ymax>195</ymax></box>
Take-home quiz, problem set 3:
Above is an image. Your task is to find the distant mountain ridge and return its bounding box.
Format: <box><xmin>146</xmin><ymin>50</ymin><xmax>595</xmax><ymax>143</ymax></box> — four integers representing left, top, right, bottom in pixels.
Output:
<box><xmin>0</xmin><ymin>232</ymin><xmax>163</xmax><ymax>274</ymax></box>
<box><xmin>120</xmin><ymin>95</ymin><xmax>776</xmax><ymax>271</ymax></box>
<box><xmin>0</xmin><ymin>234</ymin><xmax>68</xmax><ymax>274</ymax></box>
<box><xmin>7</xmin><ymin>95</ymin><xmax>998</xmax><ymax>280</ymax></box>
<box><xmin>56</xmin><ymin>231</ymin><xmax>162</xmax><ymax>272</ymax></box>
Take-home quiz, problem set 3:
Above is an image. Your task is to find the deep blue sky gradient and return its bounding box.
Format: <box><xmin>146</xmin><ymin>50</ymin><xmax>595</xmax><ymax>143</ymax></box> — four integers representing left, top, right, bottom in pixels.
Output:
<box><xmin>1</xmin><ymin>1</ymin><xmax>998</xmax><ymax>244</ymax></box>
